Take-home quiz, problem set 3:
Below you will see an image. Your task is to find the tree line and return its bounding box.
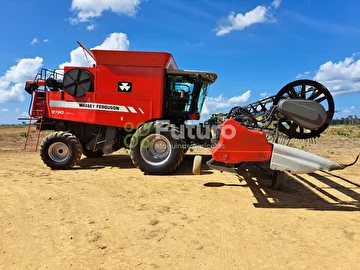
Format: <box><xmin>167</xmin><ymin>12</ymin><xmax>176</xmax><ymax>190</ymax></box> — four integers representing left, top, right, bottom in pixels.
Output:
<box><xmin>331</xmin><ymin>115</ymin><xmax>360</xmax><ymax>125</ymax></box>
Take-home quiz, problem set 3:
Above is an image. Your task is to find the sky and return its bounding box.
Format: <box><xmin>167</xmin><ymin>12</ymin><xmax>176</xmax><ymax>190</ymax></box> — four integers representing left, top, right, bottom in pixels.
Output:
<box><xmin>1</xmin><ymin>0</ymin><xmax>360</xmax><ymax>124</ymax></box>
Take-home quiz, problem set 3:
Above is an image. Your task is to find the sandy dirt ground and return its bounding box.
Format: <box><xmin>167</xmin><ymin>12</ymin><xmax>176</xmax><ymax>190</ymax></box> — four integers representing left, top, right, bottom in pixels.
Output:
<box><xmin>1</xmin><ymin>126</ymin><xmax>360</xmax><ymax>269</ymax></box>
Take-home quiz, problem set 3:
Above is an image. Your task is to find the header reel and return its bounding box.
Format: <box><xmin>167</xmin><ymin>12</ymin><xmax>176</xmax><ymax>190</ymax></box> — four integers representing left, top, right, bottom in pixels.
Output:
<box><xmin>227</xmin><ymin>79</ymin><xmax>335</xmax><ymax>142</ymax></box>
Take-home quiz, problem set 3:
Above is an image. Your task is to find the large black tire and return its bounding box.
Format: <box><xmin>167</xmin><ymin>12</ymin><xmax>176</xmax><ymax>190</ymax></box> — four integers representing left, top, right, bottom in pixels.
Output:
<box><xmin>40</xmin><ymin>131</ymin><xmax>82</xmax><ymax>170</ymax></box>
<box><xmin>129</xmin><ymin>121</ymin><xmax>186</xmax><ymax>174</ymax></box>
<box><xmin>81</xmin><ymin>144</ymin><xmax>104</xmax><ymax>158</ymax></box>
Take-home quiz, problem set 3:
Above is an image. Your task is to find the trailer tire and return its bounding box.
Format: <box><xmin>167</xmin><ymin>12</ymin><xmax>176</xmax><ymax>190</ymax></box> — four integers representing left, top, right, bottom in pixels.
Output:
<box><xmin>82</xmin><ymin>145</ymin><xmax>104</xmax><ymax>158</ymax></box>
<box><xmin>130</xmin><ymin>121</ymin><xmax>186</xmax><ymax>174</ymax></box>
<box><xmin>272</xmin><ymin>171</ymin><xmax>285</xmax><ymax>190</ymax></box>
<box><xmin>40</xmin><ymin>131</ymin><xmax>82</xmax><ymax>170</ymax></box>
<box><xmin>192</xmin><ymin>155</ymin><xmax>202</xmax><ymax>175</ymax></box>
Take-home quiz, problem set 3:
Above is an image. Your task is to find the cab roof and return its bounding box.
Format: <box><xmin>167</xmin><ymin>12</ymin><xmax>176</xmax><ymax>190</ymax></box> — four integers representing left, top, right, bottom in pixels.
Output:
<box><xmin>166</xmin><ymin>69</ymin><xmax>217</xmax><ymax>83</ymax></box>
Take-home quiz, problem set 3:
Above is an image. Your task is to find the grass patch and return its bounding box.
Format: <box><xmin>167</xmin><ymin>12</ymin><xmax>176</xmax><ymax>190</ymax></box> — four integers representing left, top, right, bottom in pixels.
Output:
<box><xmin>337</xmin><ymin>130</ymin><xmax>350</xmax><ymax>137</ymax></box>
<box><xmin>0</xmin><ymin>125</ymin><xmax>27</xmax><ymax>129</ymax></box>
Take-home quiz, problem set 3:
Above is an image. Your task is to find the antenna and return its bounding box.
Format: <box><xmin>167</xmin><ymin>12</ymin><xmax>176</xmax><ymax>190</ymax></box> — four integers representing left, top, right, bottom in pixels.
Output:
<box><xmin>77</xmin><ymin>41</ymin><xmax>96</xmax><ymax>65</ymax></box>
<box><xmin>81</xmin><ymin>48</ymin><xmax>91</xmax><ymax>67</ymax></box>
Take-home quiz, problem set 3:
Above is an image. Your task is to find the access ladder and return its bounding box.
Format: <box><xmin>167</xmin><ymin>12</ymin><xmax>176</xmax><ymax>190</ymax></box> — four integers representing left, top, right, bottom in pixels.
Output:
<box><xmin>23</xmin><ymin>91</ymin><xmax>46</xmax><ymax>152</ymax></box>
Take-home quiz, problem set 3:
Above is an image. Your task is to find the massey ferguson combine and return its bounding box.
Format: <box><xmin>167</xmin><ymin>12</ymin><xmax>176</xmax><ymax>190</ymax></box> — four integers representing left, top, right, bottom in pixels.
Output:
<box><xmin>22</xmin><ymin>42</ymin><xmax>359</xmax><ymax>189</ymax></box>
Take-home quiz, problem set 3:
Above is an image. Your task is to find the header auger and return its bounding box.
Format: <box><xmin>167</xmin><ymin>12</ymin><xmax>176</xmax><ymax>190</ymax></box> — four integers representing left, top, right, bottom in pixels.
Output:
<box><xmin>207</xmin><ymin>79</ymin><xmax>335</xmax><ymax>144</ymax></box>
<box><xmin>234</xmin><ymin>79</ymin><xmax>334</xmax><ymax>140</ymax></box>
<box><xmin>20</xmin><ymin>41</ymin><xmax>358</xmax><ymax>189</ymax></box>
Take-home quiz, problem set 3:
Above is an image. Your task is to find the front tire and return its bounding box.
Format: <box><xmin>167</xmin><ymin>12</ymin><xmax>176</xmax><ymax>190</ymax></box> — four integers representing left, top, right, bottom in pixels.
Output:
<box><xmin>130</xmin><ymin>121</ymin><xmax>186</xmax><ymax>174</ymax></box>
<box><xmin>40</xmin><ymin>131</ymin><xmax>82</xmax><ymax>170</ymax></box>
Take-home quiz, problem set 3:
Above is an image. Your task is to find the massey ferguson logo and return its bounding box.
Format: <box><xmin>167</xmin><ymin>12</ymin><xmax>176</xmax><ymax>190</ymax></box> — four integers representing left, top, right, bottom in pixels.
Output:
<box><xmin>118</xmin><ymin>82</ymin><xmax>132</xmax><ymax>92</ymax></box>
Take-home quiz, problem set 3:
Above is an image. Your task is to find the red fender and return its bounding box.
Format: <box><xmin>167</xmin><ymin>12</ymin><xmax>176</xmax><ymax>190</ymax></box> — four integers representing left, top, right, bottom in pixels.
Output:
<box><xmin>211</xmin><ymin>119</ymin><xmax>273</xmax><ymax>164</ymax></box>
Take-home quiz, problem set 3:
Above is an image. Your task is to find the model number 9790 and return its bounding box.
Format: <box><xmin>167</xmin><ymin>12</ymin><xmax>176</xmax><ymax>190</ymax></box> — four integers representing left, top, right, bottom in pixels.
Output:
<box><xmin>51</xmin><ymin>110</ymin><xmax>64</xmax><ymax>115</ymax></box>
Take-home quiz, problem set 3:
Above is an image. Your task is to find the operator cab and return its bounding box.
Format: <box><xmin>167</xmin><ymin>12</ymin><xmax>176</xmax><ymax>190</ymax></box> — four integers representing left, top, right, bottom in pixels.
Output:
<box><xmin>163</xmin><ymin>69</ymin><xmax>217</xmax><ymax>123</ymax></box>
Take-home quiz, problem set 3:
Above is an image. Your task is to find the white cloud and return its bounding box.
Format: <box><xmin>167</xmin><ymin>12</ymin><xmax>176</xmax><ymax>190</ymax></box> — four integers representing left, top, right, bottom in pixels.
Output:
<box><xmin>18</xmin><ymin>111</ymin><xmax>29</xmax><ymax>117</ymax></box>
<box><xmin>4</xmin><ymin>57</ymin><xmax>43</xmax><ymax>83</ymax></box>
<box><xmin>0</xmin><ymin>83</ymin><xmax>27</xmax><ymax>103</ymax></box>
<box><xmin>92</xmin><ymin>33</ymin><xmax>130</xmax><ymax>50</ymax></box>
<box><xmin>70</xmin><ymin>0</ymin><xmax>142</xmax><ymax>23</ymax></box>
<box><xmin>0</xmin><ymin>32</ymin><xmax>129</xmax><ymax>105</ymax></box>
<box><xmin>0</xmin><ymin>57</ymin><xmax>43</xmax><ymax>103</ymax></box>
<box><xmin>59</xmin><ymin>32</ymin><xmax>130</xmax><ymax>68</ymax></box>
<box><xmin>260</xmin><ymin>92</ymin><xmax>269</xmax><ymax>97</ymax></box>
<box><xmin>334</xmin><ymin>105</ymin><xmax>356</xmax><ymax>118</ymax></box>
<box><xmin>272</xmin><ymin>0</ymin><xmax>281</xmax><ymax>9</ymax></box>
<box><xmin>202</xmin><ymin>90</ymin><xmax>251</xmax><ymax>115</ymax></box>
<box><xmin>31</xmin><ymin>38</ymin><xmax>39</xmax><ymax>45</ymax></box>
<box><xmin>341</xmin><ymin>106</ymin><xmax>355</xmax><ymax>114</ymax></box>
<box><xmin>87</xmin><ymin>24</ymin><xmax>95</xmax><ymax>31</ymax></box>
<box><xmin>313</xmin><ymin>53</ymin><xmax>360</xmax><ymax>96</ymax></box>
<box><xmin>68</xmin><ymin>17</ymin><xmax>79</xmax><ymax>25</ymax></box>
<box><xmin>296</xmin><ymin>71</ymin><xmax>311</xmax><ymax>79</ymax></box>
<box><xmin>1</xmin><ymin>108</ymin><xmax>9</xmax><ymax>112</ymax></box>
<box><xmin>44</xmin><ymin>39</ymin><xmax>49</xmax><ymax>43</ymax></box>
<box><xmin>215</xmin><ymin>1</ymin><xmax>281</xmax><ymax>36</ymax></box>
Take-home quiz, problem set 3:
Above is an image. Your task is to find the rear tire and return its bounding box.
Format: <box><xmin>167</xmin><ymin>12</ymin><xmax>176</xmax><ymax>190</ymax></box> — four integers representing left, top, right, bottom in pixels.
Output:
<box><xmin>40</xmin><ymin>131</ymin><xmax>82</xmax><ymax>170</ymax></box>
<box><xmin>130</xmin><ymin>121</ymin><xmax>186</xmax><ymax>174</ymax></box>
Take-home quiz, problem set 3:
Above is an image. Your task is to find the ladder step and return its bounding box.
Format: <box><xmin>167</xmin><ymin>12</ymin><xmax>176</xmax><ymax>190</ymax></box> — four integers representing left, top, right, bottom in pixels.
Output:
<box><xmin>18</xmin><ymin>117</ymin><xmax>41</xmax><ymax>120</ymax></box>
<box><xmin>23</xmin><ymin>112</ymin><xmax>43</xmax><ymax>151</ymax></box>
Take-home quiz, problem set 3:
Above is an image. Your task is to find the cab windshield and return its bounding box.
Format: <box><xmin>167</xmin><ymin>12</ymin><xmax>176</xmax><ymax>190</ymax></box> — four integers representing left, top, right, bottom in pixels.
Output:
<box><xmin>163</xmin><ymin>69</ymin><xmax>216</xmax><ymax>122</ymax></box>
<box><xmin>165</xmin><ymin>75</ymin><xmax>211</xmax><ymax>114</ymax></box>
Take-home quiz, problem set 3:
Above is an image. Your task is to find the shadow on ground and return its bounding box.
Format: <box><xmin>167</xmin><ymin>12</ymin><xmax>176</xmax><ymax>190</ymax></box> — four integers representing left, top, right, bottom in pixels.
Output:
<box><xmin>77</xmin><ymin>153</ymin><xmax>214</xmax><ymax>175</ymax></box>
<box><xmin>233</xmin><ymin>164</ymin><xmax>360</xmax><ymax>211</ymax></box>
<box><xmin>78</xmin><ymin>153</ymin><xmax>360</xmax><ymax>211</ymax></box>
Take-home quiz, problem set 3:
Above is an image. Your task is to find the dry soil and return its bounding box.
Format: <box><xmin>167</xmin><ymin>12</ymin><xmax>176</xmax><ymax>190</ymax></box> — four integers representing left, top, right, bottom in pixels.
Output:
<box><xmin>1</xmin><ymin>125</ymin><xmax>360</xmax><ymax>269</ymax></box>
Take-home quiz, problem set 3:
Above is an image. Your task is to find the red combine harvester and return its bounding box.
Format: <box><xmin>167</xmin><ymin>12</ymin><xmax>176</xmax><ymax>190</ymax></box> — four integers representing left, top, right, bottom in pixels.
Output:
<box><xmin>22</xmin><ymin>42</ymin><xmax>359</xmax><ymax>189</ymax></box>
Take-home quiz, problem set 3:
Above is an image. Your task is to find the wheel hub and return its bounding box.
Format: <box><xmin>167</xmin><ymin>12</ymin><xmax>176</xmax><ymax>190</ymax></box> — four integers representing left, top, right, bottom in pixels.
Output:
<box><xmin>153</xmin><ymin>140</ymin><xmax>167</xmax><ymax>154</ymax></box>
<box><xmin>140</xmin><ymin>134</ymin><xmax>172</xmax><ymax>166</ymax></box>
<box><xmin>48</xmin><ymin>142</ymin><xmax>70</xmax><ymax>163</ymax></box>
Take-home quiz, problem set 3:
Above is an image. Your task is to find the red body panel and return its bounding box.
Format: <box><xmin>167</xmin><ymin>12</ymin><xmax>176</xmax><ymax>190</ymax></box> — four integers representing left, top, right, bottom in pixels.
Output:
<box><xmin>91</xmin><ymin>50</ymin><xmax>178</xmax><ymax>69</ymax></box>
<box><xmin>43</xmin><ymin>50</ymin><xmax>178</xmax><ymax>128</ymax></box>
<box><xmin>212</xmin><ymin>119</ymin><xmax>273</xmax><ymax>164</ymax></box>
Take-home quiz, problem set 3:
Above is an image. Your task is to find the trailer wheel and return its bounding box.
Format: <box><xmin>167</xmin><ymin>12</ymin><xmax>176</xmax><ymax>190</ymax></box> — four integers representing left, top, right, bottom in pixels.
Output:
<box><xmin>40</xmin><ymin>131</ymin><xmax>82</xmax><ymax>170</ymax></box>
<box><xmin>130</xmin><ymin>122</ymin><xmax>186</xmax><ymax>174</ymax></box>
<box><xmin>192</xmin><ymin>155</ymin><xmax>202</xmax><ymax>175</ymax></box>
<box><xmin>272</xmin><ymin>171</ymin><xmax>285</xmax><ymax>190</ymax></box>
<box><xmin>82</xmin><ymin>145</ymin><xmax>104</xmax><ymax>158</ymax></box>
